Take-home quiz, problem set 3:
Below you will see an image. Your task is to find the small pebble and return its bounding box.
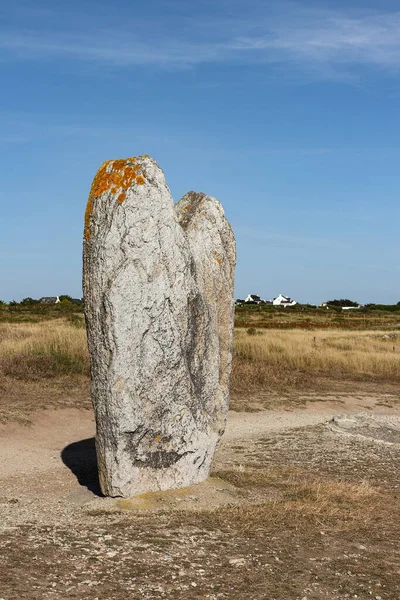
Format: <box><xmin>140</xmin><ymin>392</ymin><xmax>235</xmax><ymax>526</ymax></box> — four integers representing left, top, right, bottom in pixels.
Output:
<box><xmin>229</xmin><ymin>558</ymin><xmax>246</xmax><ymax>566</ymax></box>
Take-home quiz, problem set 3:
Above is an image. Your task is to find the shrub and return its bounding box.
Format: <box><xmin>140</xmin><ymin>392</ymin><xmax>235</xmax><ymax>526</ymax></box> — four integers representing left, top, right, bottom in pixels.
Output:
<box><xmin>246</xmin><ymin>327</ymin><xmax>257</xmax><ymax>336</ymax></box>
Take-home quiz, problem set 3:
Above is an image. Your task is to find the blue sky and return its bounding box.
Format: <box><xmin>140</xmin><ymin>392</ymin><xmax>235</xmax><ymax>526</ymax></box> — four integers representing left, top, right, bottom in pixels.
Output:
<box><xmin>1</xmin><ymin>0</ymin><xmax>400</xmax><ymax>304</ymax></box>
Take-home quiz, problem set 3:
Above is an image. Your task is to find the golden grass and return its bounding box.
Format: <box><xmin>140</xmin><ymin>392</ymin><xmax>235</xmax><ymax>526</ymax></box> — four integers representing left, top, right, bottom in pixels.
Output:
<box><xmin>188</xmin><ymin>465</ymin><xmax>388</xmax><ymax>535</ymax></box>
<box><xmin>216</xmin><ymin>481</ymin><xmax>385</xmax><ymax>535</ymax></box>
<box><xmin>231</xmin><ymin>328</ymin><xmax>400</xmax><ymax>393</ymax></box>
<box><xmin>0</xmin><ymin>320</ymin><xmax>89</xmax><ymax>377</ymax></box>
<box><xmin>0</xmin><ymin>320</ymin><xmax>399</xmax><ymax>390</ymax></box>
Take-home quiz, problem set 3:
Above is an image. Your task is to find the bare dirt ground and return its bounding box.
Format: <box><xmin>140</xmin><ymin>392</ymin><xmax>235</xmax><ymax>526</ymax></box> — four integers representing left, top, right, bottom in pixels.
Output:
<box><xmin>1</xmin><ymin>391</ymin><xmax>400</xmax><ymax>600</ymax></box>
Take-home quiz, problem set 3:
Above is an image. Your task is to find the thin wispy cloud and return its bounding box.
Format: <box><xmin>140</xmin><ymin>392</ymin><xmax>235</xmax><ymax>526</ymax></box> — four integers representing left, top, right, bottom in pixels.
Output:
<box><xmin>235</xmin><ymin>226</ymin><xmax>351</xmax><ymax>251</ymax></box>
<box><xmin>231</xmin><ymin>9</ymin><xmax>400</xmax><ymax>67</ymax></box>
<box><xmin>1</xmin><ymin>4</ymin><xmax>400</xmax><ymax>80</ymax></box>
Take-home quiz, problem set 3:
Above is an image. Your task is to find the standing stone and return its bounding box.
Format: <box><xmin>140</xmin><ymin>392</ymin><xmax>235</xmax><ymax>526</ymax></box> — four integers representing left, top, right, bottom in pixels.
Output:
<box><xmin>83</xmin><ymin>155</ymin><xmax>235</xmax><ymax>497</ymax></box>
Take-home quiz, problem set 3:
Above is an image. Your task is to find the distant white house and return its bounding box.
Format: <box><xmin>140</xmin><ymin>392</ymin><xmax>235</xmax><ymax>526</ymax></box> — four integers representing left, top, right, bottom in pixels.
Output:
<box><xmin>245</xmin><ymin>293</ymin><xmax>265</xmax><ymax>304</ymax></box>
<box><xmin>320</xmin><ymin>302</ymin><xmax>363</xmax><ymax>310</ymax></box>
<box><xmin>39</xmin><ymin>296</ymin><xmax>60</xmax><ymax>304</ymax></box>
<box><xmin>272</xmin><ymin>294</ymin><xmax>297</xmax><ymax>308</ymax></box>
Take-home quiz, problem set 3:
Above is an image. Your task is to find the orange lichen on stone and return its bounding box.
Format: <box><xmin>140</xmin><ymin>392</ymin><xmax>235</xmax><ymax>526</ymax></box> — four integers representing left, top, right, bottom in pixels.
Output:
<box><xmin>84</xmin><ymin>160</ymin><xmax>111</xmax><ymax>240</ymax></box>
<box><xmin>214</xmin><ymin>251</ymin><xmax>222</xmax><ymax>265</ymax></box>
<box><xmin>112</xmin><ymin>159</ymin><xmax>126</xmax><ymax>171</ymax></box>
<box><xmin>84</xmin><ymin>195</ymin><xmax>94</xmax><ymax>240</ymax></box>
<box><xmin>84</xmin><ymin>157</ymin><xmax>147</xmax><ymax>240</ymax></box>
<box><xmin>155</xmin><ymin>435</ymin><xmax>161</xmax><ymax>441</ymax></box>
<box><xmin>183</xmin><ymin>205</ymin><xmax>190</xmax><ymax>212</ymax></box>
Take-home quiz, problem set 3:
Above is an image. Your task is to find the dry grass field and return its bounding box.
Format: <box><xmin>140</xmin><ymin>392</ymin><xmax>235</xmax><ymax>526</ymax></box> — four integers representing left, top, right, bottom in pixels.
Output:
<box><xmin>1</xmin><ymin>319</ymin><xmax>399</xmax><ymax>382</ymax></box>
<box><xmin>232</xmin><ymin>327</ymin><xmax>400</xmax><ymax>395</ymax></box>
<box><xmin>0</xmin><ymin>318</ymin><xmax>88</xmax><ymax>378</ymax></box>
<box><xmin>0</xmin><ymin>319</ymin><xmax>90</xmax><ymax>423</ymax></box>
<box><xmin>235</xmin><ymin>305</ymin><xmax>400</xmax><ymax>331</ymax></box>
<box><xmin>0</xmin><ymin>316</ymin><xmax>399</xmax><ymax>422</ymax></box>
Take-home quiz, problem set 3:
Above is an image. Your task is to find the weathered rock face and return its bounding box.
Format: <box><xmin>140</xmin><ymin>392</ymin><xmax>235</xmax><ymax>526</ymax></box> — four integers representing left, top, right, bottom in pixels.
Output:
<box><xmin>83</xmin><ymin>156</ymin><xmax>235</xmax><ymax>497</ymax></box>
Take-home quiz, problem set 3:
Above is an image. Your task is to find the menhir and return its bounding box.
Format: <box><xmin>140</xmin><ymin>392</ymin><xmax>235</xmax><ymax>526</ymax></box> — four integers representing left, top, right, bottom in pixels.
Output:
<box><xmin>83</xmin><ymin>155</ymin><xmax>236</xmax><ymax>497</ymax></box>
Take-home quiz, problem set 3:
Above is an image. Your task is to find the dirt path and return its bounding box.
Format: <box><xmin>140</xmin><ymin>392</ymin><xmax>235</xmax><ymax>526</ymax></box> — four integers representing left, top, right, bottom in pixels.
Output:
<box><xmin>226</xmin><ymin>407</ymin><xmax>335</xmax><ymax>441</ymax></box>
<box><xmin>0</xmin><ymin>397</ymin><xmax>399</xmax><ymax>527</ymax></box>
<box><xmin>0</xmin><ymin>407</ymin><xmax>351</xmax><ymax>479</ymax></box>
<box><xmin>1</xmin><ymin>395</ymin><xmax>398</xmax><ymax>479</ymax></box>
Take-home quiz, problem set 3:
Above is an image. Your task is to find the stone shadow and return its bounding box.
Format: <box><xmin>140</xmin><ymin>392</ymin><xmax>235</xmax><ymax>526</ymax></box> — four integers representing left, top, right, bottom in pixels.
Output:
<box><xmin>61</xmin><ymin>437</ymin><xmax>103</xmax><ymax>497</ymax></box>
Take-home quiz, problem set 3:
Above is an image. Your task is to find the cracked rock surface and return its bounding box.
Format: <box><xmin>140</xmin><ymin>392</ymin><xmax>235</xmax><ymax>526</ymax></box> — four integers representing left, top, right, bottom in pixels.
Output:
<box><xmin>83</xmin><ymin>155</ymin><xmax>236</xmax><ymax>497</ymax></box>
